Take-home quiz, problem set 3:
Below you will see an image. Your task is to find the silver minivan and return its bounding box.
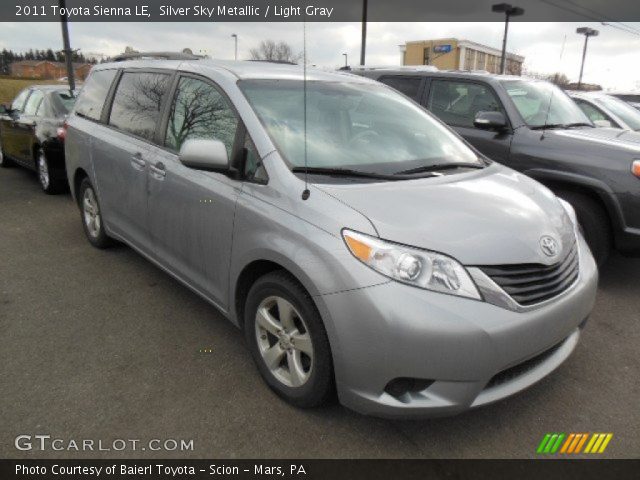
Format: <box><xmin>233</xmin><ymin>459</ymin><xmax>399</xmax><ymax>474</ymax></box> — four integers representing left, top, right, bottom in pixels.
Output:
<box><xmin>65</xmin><ymin>58</ymin><xmax>598</xmax><ymax>418</ymax></box>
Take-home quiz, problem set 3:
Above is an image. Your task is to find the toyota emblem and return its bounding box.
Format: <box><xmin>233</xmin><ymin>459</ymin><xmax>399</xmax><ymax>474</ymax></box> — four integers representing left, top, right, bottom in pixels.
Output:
<box><xmin>540</xmin><ymin>236</ymin><xmax>559</xmax><ymax>258</ymax></box>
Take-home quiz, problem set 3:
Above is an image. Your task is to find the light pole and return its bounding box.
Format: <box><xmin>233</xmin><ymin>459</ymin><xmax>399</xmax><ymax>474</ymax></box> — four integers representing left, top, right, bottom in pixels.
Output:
<box><xmin>342</xmin><ymin>53</ymin><xmax>348</xmax><ymax>67</ymax></box>
<box><xmin>59</xmin><ymin>0</ymin><xmax>75</xmax><ymax>92</ymax></box>
<box><xmin>576</xmin><ymin>27</ymin><xmax>599</xmax><ymax>90</ymax></box>
<box><xmin>231</xmin><ymin>33</ymin><xmax>238</xmax><ymax>61</ymax></box>
<box><xmin>492</xmin><ymin>3</ymin><xmax>524</xmax><ymax>74</ymax></box>
<box><xmin>360</xmin><ymin>0</ymin><xmax>367</xmax><ymax>65</ymax></box>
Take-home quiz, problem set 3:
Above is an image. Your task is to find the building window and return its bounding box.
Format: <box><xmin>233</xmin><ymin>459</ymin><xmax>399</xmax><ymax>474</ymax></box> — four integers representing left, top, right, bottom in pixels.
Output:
<box><xmin>464</xmin><ymin>49</ymin><xmax>476</xmax><ymax>70</ymax></box>
<box><xmin>476</xmin><ymin>52</ymin><xmax>486</xmax><ymax>71</ymax></box>
<box><xmin>423</xmin><ymin>47</ymin><xmax>430</xmax><ymax>65</ymax></box>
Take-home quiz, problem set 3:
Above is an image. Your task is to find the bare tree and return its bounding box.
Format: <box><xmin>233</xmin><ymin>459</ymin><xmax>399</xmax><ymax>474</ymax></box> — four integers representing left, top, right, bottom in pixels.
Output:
<box><xmin>249</xmin><ymin>40</ymin><xmax>302</xmax><ymax>64</ymax></box>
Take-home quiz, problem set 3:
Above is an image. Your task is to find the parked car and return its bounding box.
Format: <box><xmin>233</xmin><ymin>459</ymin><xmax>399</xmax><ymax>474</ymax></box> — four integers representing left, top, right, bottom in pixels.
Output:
<box><xmin>609</xmin><ymin>92</ymin><xmax>640</xmax><ymax>110</ymax></box>
<box><xmin>352</xmin><ymin>68</ymin><xmax>640</xmax><ymax>265</ymax></box>
<box><xmin>569</xmin><ymin>91</ymin><xmax>640</xmax><ymax>131</ymax></box>
<box><xmin>0</xmin><ymin>85</ymin><xmax>76</xmax><ymax>194</ymax></box>
<box><xmin>65</xmin><ymin>58</ymin><xmax>597</xmax><ymax>418</ymax></box>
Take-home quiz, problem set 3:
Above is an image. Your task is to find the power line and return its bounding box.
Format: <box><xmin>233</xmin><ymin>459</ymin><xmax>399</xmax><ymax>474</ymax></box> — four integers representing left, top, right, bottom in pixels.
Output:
<box><xmin>539</xmin><ymin>0</ymin><xmax>640</xmax><ymax>36</ymax></box>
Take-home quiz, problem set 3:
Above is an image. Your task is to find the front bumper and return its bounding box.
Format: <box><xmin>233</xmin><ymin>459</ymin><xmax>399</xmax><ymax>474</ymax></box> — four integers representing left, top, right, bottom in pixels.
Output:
<box><xmin>317</xmin><ymin>234</ymin><xmax>598</xmax><ymax>418</ymax></box>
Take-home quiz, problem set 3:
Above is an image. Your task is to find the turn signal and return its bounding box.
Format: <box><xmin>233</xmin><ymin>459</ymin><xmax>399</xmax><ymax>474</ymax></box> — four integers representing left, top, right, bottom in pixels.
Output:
<box><xmin>633</xmin><ymin>160</ymin><xmax>640</xmax><ymax>178</ymax></box>
<box><xmin>344</xmin><ymin>234</ymin><xmax>372</xmax><ymax>262</ymax></box>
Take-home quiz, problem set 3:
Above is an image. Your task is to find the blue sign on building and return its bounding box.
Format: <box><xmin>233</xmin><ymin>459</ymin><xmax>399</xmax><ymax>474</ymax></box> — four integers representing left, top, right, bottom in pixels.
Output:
<box><xmin>434</xmin><ymin>44</ymin><xmax>452</xmax><ymax>53</ymax></box>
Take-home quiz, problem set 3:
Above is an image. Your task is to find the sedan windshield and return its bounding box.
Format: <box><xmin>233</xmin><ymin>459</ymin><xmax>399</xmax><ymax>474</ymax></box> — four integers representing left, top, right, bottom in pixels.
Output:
<box><xmin>239</xmin><ymin>80</ymin><xmax>481</xmax><ymax>175</ymax></box>
<box><xmin>594</xmin><ymin>95</ymin><xmax>640</xmax><ymax>131</ymax></box>
<box><xmin>502</xmin><ymin>80</ymin><xmax>591</xmax><ymax>128</ymax></box>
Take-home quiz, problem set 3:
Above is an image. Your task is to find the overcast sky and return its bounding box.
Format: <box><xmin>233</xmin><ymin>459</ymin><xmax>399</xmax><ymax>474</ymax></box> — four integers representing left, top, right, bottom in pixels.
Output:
<box><xmin>1</xmin><ymin>22</ymin><xmax>639</xmax><ymax>90</ymax></box>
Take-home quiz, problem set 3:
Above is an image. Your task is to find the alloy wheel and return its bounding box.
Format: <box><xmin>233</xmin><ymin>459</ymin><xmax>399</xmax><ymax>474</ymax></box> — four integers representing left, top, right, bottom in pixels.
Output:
<box><xmin>38</xmin><ymin>152</ymin><xmax>50</xmax><ymax>190</ymax></box>
<box><xmin>255</xmin><ymin>296</ymin><xmax>314</xmax><ymax>388</ymax></box>
<box><xmin>83</xmin><ymin>187</ymin><xmax>102</xmax><ymax>238</ymax></box>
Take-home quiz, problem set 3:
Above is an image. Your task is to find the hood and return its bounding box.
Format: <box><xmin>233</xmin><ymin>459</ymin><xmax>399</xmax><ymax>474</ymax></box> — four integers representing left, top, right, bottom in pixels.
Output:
<box><xmin>317</xmin><ymin>165</ymin><xmax>575</xmax><ymax>266</ymax></box>
<box><xmin>547</xmin><ymin>127</ymin><xmax>640</xmax><ymax>152</ymax></box>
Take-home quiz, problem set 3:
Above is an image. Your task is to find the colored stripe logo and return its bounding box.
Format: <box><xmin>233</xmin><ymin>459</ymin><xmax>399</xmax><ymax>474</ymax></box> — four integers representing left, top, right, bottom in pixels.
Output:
<box><xmin>537</xmin><ymin>433</ymin><xmax>613</xmax><ymax>454</ymax></box>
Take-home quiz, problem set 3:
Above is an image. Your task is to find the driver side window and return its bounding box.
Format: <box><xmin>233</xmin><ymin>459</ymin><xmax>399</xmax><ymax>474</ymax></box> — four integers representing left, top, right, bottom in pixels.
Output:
<box><xmin>428</xmin><ymin>80</ymin><xmax>503</xmax><ymax>129</ymax></box>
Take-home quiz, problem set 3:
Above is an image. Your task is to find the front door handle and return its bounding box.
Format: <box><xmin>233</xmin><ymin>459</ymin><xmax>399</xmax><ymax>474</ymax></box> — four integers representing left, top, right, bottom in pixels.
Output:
<box><xmin>130</xmin><ymin>152</ymin><xmax>146</xmax><ymax>170</ymax></box>
<box><xmin>150</xmin><ymin>161</ymin><xmax>166</xmax><ymax>179</ymax></box>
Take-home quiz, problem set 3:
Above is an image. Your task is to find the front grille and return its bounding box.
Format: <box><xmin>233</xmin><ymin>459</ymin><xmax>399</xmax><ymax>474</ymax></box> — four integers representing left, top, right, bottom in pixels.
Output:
<box><xmin>485</xmin><ymin>339</ymin><xmax>565</xmax><ymax>390</ymax></box>
<box><xmin>479</xmin><ymin>243</ymin><xmax>579</xmax><ymax>306</ymax></box>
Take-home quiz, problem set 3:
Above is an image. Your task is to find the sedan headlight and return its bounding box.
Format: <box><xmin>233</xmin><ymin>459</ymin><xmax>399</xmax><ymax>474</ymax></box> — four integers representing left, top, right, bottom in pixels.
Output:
<box><xmin>342</xmin><ymin>229</ymin><xmax>481</xmax><ymax>300</ymax></box>
<box><xmin>558</xmin><ymin>198</ymin><xmax>579</xmax><ymax>234</ymax></box>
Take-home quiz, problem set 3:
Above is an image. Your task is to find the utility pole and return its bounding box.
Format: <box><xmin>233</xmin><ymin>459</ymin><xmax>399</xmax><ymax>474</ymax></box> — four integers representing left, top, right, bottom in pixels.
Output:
<box><xmin>342</xmin><ymin>53</ymin><xmax>348</xmax><ymax>67</ymax></box>
<box><xmin>492</xmin><ymin>3</ymin><xmax>524</xmax><ymax>74</ymax></box>
<box><xmin>576</xmin><ymin>27</ymin><xmax>599</xmax><ymax>90</ymax></box>
<box><xmin>59</xmin><ymin>0</ymin><xmax>75</xmax><ymax>92</ymax></box>
<box><xmin>231</xmin><ymin>33</ymin><xmax>238</xmax><ymax>61</ymax></box>
<box><xmin>360</xmin><ymin>0</ymin><xmax>367</xmax><ymax>65</ymax></box>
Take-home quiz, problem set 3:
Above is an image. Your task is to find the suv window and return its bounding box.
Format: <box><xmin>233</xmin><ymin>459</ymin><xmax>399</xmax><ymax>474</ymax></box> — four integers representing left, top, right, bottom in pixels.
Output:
<box><xmin>23</xmin><ymin>90</ymin><xmax>44</xmax><ymax>116</ymax></box>
<box><xmin>428</xmin><ymin>80</ymin><xmax>502</xmax><ymax>128</ymax></box>
<box><xmin>109</xmin><ymin>71</ymin><xmax>171</xmax><ymax>141</ymax></box>
<box><xmin>575</xmin><ymin>100</ymin><xmax>609</xmax><ymax>123</ymax></box>
<box><xmin>75</xmin><ymin>69</ymin><xmax>117</xmax><ymax>121</ymax></box>
<box><xmin>165</xmin><ymin>76</ymin><xmax>239</xmax><ymax>155</ymax></box>
<box><xmin>11</xmin><ymin>89</ymin><xmax>31</xmax><ymax>113</ymax></box>
<box><xmin>379</xmin><ymin>76</ymin><xmax>422</xmax><ymax>100</ymax></box>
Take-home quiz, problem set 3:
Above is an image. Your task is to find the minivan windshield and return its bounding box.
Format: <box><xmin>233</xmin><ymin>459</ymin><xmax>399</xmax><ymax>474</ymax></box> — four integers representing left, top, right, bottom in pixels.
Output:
<box><xmin>240</xmin><ymin>80</ymin><xmax>482</xmax><ymax>175</ymax></box>
<box><xmin>502</xmin><ymin>80</ymin><xmax>591</xmax><ymax>128</ymax></box>
<box><xmin>594</xmin><ymin>95</ymin><xmax>640</xmax><ymax>131</ymax></box>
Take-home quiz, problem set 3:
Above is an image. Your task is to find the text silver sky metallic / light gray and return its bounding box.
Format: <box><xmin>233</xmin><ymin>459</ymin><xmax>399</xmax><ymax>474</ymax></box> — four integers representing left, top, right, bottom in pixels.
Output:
<box><xmin>64</xmin><ymin>58</ymin><xmax>598</xmax><ymax>418</ymax></box>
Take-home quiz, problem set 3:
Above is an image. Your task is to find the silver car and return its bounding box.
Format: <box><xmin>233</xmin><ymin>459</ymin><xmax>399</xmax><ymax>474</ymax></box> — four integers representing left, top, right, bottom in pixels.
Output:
<box><xmin>65</xmin><ymin>58</ymin><xmax>598</xmax><ymax>418</ymax></box>
<box><xmin>570</xmin><ymin>91</ymin><xmax>640</xmax><ymax>131</ymax></box>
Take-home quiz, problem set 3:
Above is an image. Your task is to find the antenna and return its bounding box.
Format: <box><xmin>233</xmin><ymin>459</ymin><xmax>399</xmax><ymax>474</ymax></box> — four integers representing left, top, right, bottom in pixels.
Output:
<box><xmin>541</xmin><ymin>34</ymin><xmax>566</xmax><ymax>139</ymax></box>
<box><xmin>301</xmin><ymin>20</ymin><xmax>310</xmax><ymax>200</ymax></box>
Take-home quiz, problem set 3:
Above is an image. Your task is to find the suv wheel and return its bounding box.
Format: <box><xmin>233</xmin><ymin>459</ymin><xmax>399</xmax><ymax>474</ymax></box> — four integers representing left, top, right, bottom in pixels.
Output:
<box><xmin>78</xmin><ymin>178</ymin><xmax>113</xmax><ymax>249</ymax></box>
<box><xmin>37</xmin><ymin>149</ymin><xmax>65</xmax><ymax>194</ymax></box>
<box><xmin>244</xmin><ymin>271</ymin><xmax>333</xmax><ymax>408</ymax></box>
<box><xmin>558</xmin><ymin>191</ymin><xmax>611</xmax><ymax>267</ymax></box>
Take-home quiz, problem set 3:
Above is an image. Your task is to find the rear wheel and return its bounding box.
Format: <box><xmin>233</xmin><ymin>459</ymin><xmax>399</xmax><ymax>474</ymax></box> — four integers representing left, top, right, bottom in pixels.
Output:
<box><xmin>244</xmin><ymin>271</ymin><xmax>334</xmax><ymax>408</ymax></box>
<box><xmin>558</xmin><ymin>191</ymin><xmax>611</xmax><ymax>267</ymax></box>
<box><xmin>37</xmin><ymin>149</ymin><xmax>66</xmax><ymax>194</ymax></box>
<box><xmin>78</xmin><ymin>177</ymin><xmax>113</xmax><ymax>249</ymax></box>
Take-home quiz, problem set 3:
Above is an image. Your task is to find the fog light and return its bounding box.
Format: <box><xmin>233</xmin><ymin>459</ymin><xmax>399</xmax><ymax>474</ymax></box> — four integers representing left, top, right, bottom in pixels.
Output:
<box><xmin>384</xmin><ymin>378</ymin><xmax>435</xmax><ymax>399</ymax></box>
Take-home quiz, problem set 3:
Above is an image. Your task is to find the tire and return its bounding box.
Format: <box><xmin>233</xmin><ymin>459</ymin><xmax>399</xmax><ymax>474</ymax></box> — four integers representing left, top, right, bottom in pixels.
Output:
<box><xmin>78</xmin><ymin>177</ymin><xmax>113</xmax><ymax>249</ymax></box>
<box><xmin>558</xmin><ymin>191</ymin><xmax>611</xmax><ymax>267</ymax></box>
<box><xmin>0</xmin><ymin>142</ymin><xmax>13</xmax><ymax>168</ymax></box>
<box><xmin>244</xmin><ymin>271</ymin><xmax>334</xmax><ymax>408</ymax></box>
<box><xmin>36</xmin><ymin>149</ymin><xmax>66</xmax><ymax>194</ymax></box>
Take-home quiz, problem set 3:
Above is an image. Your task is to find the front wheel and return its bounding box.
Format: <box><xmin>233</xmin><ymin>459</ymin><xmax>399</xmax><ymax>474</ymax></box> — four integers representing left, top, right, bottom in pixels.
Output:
<box><xmin>78</xmin><ymin>178</ymin><xmax>113</xmax><ymax>249</ymax></box>
<box><xmin>244</xmin><ymin>271</ymin><xmax>334</xmax><ymax>408</ymax></box>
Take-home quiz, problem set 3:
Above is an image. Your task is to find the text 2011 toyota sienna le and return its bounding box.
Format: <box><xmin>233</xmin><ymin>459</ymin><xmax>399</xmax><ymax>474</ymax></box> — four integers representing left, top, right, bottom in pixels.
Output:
<box><xmin>65</xmin><ymin>56</ymin><xmax>598</xmax><ymax>418</ymax></box>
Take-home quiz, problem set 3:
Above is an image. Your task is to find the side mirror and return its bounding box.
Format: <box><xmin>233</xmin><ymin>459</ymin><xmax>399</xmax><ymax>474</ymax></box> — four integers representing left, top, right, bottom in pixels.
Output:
<box><xmin>178</xmin><ymin>139</ymin><xmax>229</xmax><ymax>172</ymax></box>
<box><xmin>474</xmin><ymin>111</ymin><xmax>507</xmax><ymax>131</ymax></box>
<box><xmin>593</xmin><ymin>119</ymin><xmax>612</xmax><ymax>128</ymax></box>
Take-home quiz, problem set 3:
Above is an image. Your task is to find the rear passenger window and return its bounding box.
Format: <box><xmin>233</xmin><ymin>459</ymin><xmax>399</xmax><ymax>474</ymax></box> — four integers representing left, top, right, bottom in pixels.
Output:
<box><xmin>109</xmin><ymin>72</ymin><xmax>171</xmax><ymax>141</ymax></box>
<box><xmin>11</xmin><ymin>89</ymin><xmax>31</xmax><ymax>113</ymax></box>
<box><xmin>379</xmin><ymin>76</ymin><xmax>422</xmax><ymax>100</ymax></box>
<box><xmin>74</xmin><ymin>69</ymin><xmax>117</xmax><ymax>121</ymax></box>
<box><xmin>428</xmin><ymin>80</ymin><xmax>503</xmax><ymax>128</ymax></box>
<box><xmin>23</xmin><ymin>90</ymin><xmax>44</xmax><ymax>116</ymax></box>
<box><xmin>165</xmin><ymin>77</ymin><xmax>239</xmax><ymax>155</ymax></box>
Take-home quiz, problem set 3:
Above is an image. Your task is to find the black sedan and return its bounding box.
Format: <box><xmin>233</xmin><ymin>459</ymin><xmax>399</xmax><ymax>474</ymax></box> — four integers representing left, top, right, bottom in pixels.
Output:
<box><xmin>0</xmin><ymin>85</ymin><xmax>76</xmax><ymax>194</ymax></box>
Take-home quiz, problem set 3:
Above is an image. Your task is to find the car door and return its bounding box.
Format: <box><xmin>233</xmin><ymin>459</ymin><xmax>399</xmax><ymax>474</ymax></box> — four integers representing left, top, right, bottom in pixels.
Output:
<box><xmin>1</xmin><ymin>88</ymin><xmax>32</xmax><ymax>162</ymax></box>
<box><xmin>13</xmin><ymin>89</ymin><xmax>44</xmax><ymax>166</ymax></box>
<box><xmin>425</xmin><ymin>79</ymin><xmax>513</xmax><ymax>163</ymax></box>
<box><xmin>147</xmin><ymin>74</ymin><xmax>242</xmax><ymax>307</ymax></box>
<box><xmin>92</xmin><ymin>69</ymin><xmax>172</xmax><ymax>251</ymax></box>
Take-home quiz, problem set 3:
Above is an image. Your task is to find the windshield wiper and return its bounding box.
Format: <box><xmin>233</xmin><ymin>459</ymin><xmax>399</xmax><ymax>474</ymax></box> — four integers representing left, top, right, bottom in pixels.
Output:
<box><xmin>565</xmin><ymin>122</ymin><xmax>594</xmax><ymax>128</ymax></box>
<box><xmin>291</xmin><ymin>166</ymin><xmax>404</xmax><ymax>180</ymax></box>
<box><xmin>530</xmin><ymin>123</ymin><xmax>567</xmax><ymax>130</ymax></box>
<box><xmin>394</xmin><ymin>162</ymin><xmax>485</xmax><ymax>176</ymax></box>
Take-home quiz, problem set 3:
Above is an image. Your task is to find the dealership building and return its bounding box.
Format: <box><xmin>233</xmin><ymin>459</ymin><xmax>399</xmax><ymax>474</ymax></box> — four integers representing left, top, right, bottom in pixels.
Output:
<box><xmin>400</xmin><ymin>38</ymin><xmax>524</xmax><ymax>75</ymax></box>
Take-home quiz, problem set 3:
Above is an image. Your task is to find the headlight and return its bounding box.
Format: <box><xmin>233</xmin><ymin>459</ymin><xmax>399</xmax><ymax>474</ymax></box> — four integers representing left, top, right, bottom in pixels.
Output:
<box><xmin>558</xmin><ymin>198</ymin><xmax>578</xmax><ymax>233</ymax></box>
<box><xmin>342</xmin><ymin>229</ymin><xmax>481</xmax><ymax>300</ymax></box>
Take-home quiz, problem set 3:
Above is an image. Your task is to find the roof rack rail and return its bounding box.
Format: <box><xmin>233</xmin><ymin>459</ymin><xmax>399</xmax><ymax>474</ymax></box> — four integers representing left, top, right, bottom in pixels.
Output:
<box><xmin>112</xmin><ymin>51</ymin><xmax>203</xmax><ymax>62</ymax></box>
<box><xmin>349</xmin><ymin>65</ymin><xmax>439</xmax><ymax>72</ymax></box>
<box><xmin>246</xmin><ymin>59</ymin><xmax>298</xmax><ymax>65</ymax></box>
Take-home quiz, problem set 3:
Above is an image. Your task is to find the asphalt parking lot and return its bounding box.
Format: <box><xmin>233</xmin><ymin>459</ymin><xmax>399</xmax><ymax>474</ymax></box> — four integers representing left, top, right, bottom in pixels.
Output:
<box><xmin>1</xmin><ymin>166</ymin><xmax>638</xmax><ymax>459</ymax></box>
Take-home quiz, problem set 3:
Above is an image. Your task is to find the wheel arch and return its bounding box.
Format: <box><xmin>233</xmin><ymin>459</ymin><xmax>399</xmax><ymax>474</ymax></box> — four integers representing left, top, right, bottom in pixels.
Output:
<box><xmin>71</xmin><ymin>167</ymin><xmax>90</xmax><ymax>204</ymax></box>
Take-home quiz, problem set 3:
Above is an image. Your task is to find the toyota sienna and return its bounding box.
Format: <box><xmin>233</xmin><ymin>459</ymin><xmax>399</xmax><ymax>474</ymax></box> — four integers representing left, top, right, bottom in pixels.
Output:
<box><xmin>65</xmin><ymin>56</ymin><xmax>598</xmax><ymax>418</ymax></box>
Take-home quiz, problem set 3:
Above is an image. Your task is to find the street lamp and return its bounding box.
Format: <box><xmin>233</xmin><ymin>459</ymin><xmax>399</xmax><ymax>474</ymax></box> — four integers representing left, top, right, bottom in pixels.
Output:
<box><xmin>231</xmin><ymin>33</ymin><xmax>238</xmax><ymax>61</ymax></box>
<box><xmin>342</xmin><ymin>52</ymin><xmax>348</xmax><ymax>67</ymax></box>
<box><xmin>576</xmin><ymin>27</ymin><xmax>599</xmax><ymax>90</ymax></box>
<box><xmin>360</xmin><ymin>0</ymin><xmax>368</xmax><ymax>65</ymax></box>
<box><xmin>492</xmin><ymin>3</ymin><xmax>525</xmax><ymax>74</ymax></box>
